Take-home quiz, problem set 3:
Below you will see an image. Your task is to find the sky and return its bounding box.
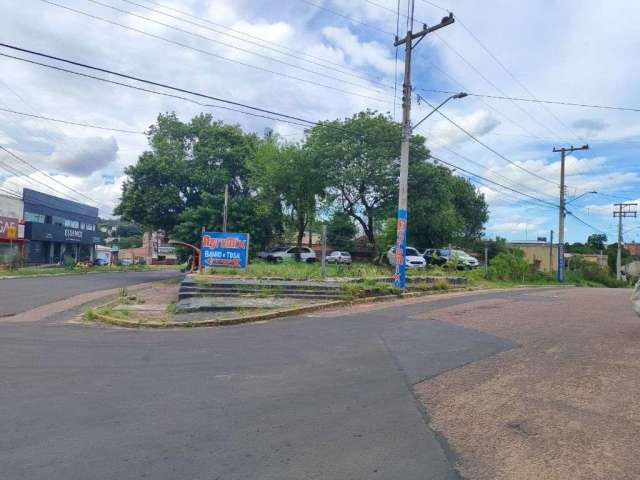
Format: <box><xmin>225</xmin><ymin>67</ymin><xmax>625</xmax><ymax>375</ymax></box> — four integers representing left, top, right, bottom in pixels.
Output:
<box><xmin>0</xmin><ymin>0</ymin><xmax>639</xmax><ymax>244</ymax></box>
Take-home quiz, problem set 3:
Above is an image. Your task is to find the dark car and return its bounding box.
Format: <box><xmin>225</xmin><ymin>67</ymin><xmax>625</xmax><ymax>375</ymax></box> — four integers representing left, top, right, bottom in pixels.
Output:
<box><xmin>422</xmin><ymin>248</ymin><xmax>448</xmax><ymax>266</ymax></box>
<box><xmin>93</xmin><ymin>258</ymin><xmax>109</xmax><ymax>266</ymax></box>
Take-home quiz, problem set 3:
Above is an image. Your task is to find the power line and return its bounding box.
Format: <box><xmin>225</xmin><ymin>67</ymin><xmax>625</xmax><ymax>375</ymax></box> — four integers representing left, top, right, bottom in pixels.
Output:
<box><xmin>0</xmin><ymin>146</ymin><xmax>98</xmax><ymax>204</ymax></box>
<box><xmin>418</xmin><ymin>95</ymin><xmax>560</xmax><ymax>186</ymax></box>
<box><xmin>0</xmin><ymin>185</ymin><xmax>22</xmax><ymax>198</ymax></box>
<box><xmin>567</xmin><ymin>211</ymin><xmax>609</xmax><ymax>235</ymax></box>
<box><xmin>39</xmin><ymin>0</ymin><xmax>392</xmax><ymax>105</ymax></box>
<box><xmin>420</xmin><ymin>88</ymin><xmax>640</xmax><ymax>114</ymax></box>
<box><xmin>429</xmin><ymin>154</ymin><xmax>559</xmax><ymax>208</ymax></box>
<box><xmin>300</xmin><ymin>0</ymin><xmax>394</xmax><ymax>36</ymax></box>
<box><xmin>0</xmin><ymin>107</ymin><xmax>146</xmax><ymax>134</ymax></box>
<box><xmin>82</xmin><ymin>0</ymin><xmax>396</xmax><ymax>96</ymax></box>
<box><xmin>0</xmin><ymin>44</ymin><xmax>319</xmax><ymax>127</ymax></box>
<box><xmin>120</xmin><ymin>0</ymin><xmax>394</xmax><ymax>92</ymax></box>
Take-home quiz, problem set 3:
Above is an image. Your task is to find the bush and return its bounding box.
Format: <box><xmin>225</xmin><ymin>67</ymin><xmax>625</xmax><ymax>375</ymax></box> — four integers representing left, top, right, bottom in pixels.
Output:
<box><xmin>63</xmin><ymin>256</ymin><xmax>77</xmax><ymax>270</ymax></box>
<box><xmin>488</xmin><ymin>250</ymin><xmax>528</xmax><ymax>282</ymax></box>
<box><xmin>567</xmin><ymin>255</ymin><xmax>628</xmax><ymax>288</ymax></box>
<box><xmin>6</xmin><ymin>251</ymin><xmax>25</xmax><ymax>270</ymax></box>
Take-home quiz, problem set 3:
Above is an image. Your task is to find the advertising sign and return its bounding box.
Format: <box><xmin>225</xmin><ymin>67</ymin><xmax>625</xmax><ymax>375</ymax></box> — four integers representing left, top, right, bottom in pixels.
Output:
<box><xmin>393</xmin><ymin>208</ymin><xmax>408</xmax><ymax>288</ymax></box>
<box><xmin>0</xmin><ymin>216</ymin><xmax>22</xmax><ymax>240</ymax></box>
<box><xmin>201</xmin><ymin>231</ymin><xmax>249</xmax><ymax>268</ymax></box>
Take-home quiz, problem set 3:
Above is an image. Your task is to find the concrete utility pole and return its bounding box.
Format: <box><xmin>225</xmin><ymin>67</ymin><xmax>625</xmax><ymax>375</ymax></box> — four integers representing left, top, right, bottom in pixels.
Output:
<box><xmin>613</xmin><ymin>203</ymin><xmax>638</xmax><ymax>280</ymax></box>
<box><xmin>552</xmin><ymin>144</ymin><xmax>589</xmax><ymax>282</ymax></box>
<box><xmin>549</xmin><ymin>229</ymin><xmax>554</xmax><ymax>273</ymax></box>
<box><xmin>393</xmin><ymin>5</ymin><xmax>455</xmax><ymax>288</ymax></box>
<box><xmin>222</xmin><ymin>184</ymin><xmax>229</xmax><ymax>233</ymax></box>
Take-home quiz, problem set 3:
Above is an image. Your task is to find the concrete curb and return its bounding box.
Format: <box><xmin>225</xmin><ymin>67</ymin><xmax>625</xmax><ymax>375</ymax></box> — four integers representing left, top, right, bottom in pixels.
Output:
<box><xmin>0</xmin><ymin>268</ymin><xmax>180</xmax><ymax>281</ymax></box>
<box><xmin>90</xmin><ymin>286</ymin><xmax>486</xmax><ymax>329</ymax></box>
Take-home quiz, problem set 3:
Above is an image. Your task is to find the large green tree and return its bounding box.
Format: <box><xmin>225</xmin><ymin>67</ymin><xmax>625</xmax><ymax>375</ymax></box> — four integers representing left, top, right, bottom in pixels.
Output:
<box><xmin>115</xmin><ymin>113</ymin><xmax>280</xmax><ymax>248</ymax></box>
<box><xmin>248</xmin><ymin>138</ymin><xmax>326</xmax><ymax>253</ymax></box>
<box><xmin>305</xmin><ymin>111</ymin><xmax>427</xmax><ymax>247</ymax></box>
<box><xmin>326</xmin><ymin>211</ymin><xmax>357</xmax><ymax>251</ymax></box>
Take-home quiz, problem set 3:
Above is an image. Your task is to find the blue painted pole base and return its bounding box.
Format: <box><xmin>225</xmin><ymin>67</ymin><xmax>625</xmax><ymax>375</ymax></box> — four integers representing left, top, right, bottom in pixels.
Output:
<box><xmin>394</xmin><ymin>208</ymin><xmax>408</xmax><ymax>288</ymax></box>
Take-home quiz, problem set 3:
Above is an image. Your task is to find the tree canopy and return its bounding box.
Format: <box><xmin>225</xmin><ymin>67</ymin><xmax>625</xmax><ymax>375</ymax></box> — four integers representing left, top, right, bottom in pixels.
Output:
<box><xmin>115</xmin><ymin>111</ymin><xmax>489</xmax><ymax>254</ymax></box>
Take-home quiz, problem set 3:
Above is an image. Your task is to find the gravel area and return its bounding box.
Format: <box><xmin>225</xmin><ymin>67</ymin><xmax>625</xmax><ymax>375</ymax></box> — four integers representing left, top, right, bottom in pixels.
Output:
<box><xmin>414</xmin><ymin>287</ymin><xmax>640</xmax><ymax>480</ymax></box>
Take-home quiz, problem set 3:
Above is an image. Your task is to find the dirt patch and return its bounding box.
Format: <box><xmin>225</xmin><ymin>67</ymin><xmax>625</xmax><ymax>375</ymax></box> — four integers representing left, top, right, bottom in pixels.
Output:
<box><xmin>414</xmin><ymin>288</ymin><xmax>640</xmax><ymax>480</ymax></box>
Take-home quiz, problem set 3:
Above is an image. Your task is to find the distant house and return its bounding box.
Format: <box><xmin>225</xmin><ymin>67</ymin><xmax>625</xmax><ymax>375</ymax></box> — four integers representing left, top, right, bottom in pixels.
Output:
<box><xmin>508</xmin><ymin>241</ymin><xmax>558</xmax><ymax>273</ymax></box>
<box><xmin>117</xmin><ymin>230</ymin><xmax>177</xmax><ymax>265</ymax></box>
<box><xmin>626</xmin><ymin>242</ymin><xmax>640</xmax><ymax>257</ymax></box>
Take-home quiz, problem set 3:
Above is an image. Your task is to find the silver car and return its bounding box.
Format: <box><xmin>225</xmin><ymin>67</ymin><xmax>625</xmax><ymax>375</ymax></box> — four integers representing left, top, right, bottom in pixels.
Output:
<box><xmin>326</xmin><ymin>251</ymin><xmax>352</xmax><ymax>265</ymax></box>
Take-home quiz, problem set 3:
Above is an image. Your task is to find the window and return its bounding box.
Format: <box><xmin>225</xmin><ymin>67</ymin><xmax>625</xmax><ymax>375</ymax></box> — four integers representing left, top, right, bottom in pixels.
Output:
<box><xmin>289</xmin><ymin>247</ymin><xmax>300</xmax><ymax>254</ymax></box>
<box><xmin>64</xmin><ymin>219</ymin><xmax>80</xmax><ymax>229</ymax></box>
<box><xmin>85</xmin><ymin>224</ymin><xmax>95</xmax><ymax>231</ymax></box>
<box><xmin>25</xmin><ymin>212</ymin><xmax>45</xmax><ymax>223</ymax></box>
<box><xmin>52</xmin><ymin>216</ymin><xmax>64</xmax><ymax>227</ymax></box>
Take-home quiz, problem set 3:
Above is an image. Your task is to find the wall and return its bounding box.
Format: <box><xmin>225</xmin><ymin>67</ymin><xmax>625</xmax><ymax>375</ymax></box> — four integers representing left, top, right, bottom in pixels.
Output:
<box><xmin>509</xmin><ymin>243</ymin><xmax>558</xmax><ymax>273</ymax></box>
<box><xmin>0</xmin><ymin>194</ymin><xmax>24</xmax><ymax>219</ymax></box>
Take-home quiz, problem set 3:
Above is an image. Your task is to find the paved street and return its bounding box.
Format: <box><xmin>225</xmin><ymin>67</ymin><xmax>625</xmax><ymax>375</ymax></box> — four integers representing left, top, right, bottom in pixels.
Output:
<box><xmin>0</xmin><ymin>287</ymin><xmax>536</xmax><ymax>480</ymax></box>
<box><xmin>0</xmin><ymin>271</ymin><xmax>183</xmax><ymax>316</ymax></box>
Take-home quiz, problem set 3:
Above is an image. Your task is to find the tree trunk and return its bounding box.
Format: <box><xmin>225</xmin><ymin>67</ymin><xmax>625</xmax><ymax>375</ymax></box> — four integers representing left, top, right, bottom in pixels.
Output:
<box><xmin>296</xmin><ymin>210</ymin><xmax>306</xmax><ymax>262</ymax></box>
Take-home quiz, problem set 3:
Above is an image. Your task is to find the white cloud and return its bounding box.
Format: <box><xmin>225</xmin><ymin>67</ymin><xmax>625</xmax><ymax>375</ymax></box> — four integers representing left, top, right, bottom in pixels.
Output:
<box><xmin>426</xmin><ymin>109</ymin><xmax>499</xmax><ymax>148</ymax></box>
<box><xmin>322</xmin><ymin>26</ymin><xmax>397</xmax><ymax>75</ymax></box>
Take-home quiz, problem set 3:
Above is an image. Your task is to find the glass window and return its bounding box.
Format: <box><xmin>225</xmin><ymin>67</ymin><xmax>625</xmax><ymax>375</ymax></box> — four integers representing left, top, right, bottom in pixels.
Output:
<box><xmin>53</xmin><ymin>216</ymin><xmax>64</xmax><ymax>227</ymax></box>
<box><xmin>25</xmin><ymin>212</ymin><xmax>45</xmax><ymax>223</ymax></box>
<box><xmin>64</xmin><ymin>219</ymin><xmax>80</xmax><ymax>229</ymax></box>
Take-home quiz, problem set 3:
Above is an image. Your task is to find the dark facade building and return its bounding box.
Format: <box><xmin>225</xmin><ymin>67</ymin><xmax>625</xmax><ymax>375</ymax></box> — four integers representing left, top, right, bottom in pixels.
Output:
<box><xmin>23</xmin><ymin>188</ymin><xmax>102</xmax><ymax>265</ymax></box>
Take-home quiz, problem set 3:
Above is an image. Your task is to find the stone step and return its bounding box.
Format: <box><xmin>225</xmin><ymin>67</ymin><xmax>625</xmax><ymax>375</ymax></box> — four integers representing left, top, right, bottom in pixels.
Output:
<box><xmin>178</xmin><ymin>292</ymin><xmax>344</xmax><ymax>301</ymax></box>
<box><xmin>180</xmin><ymin>286</ymin><xmax>341</xmax><ymax>295</ymax></box>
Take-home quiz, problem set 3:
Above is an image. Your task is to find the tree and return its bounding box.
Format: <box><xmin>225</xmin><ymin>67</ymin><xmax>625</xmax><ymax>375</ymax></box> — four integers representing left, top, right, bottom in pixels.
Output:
<box><xmin>305</xmin><ymin>111</ymin><xmax>427</xmax><ymax>247</ymax></box>
<box><xmin>248</xmin><ymin>138</ymin><xmax>326</xmax><ymax>254</ymax></box>
<box><xmin>115</xmin><ymin>113</ymin><xmax>281</xmax><ymax>248</ymax></box>
<box><xmin>326</xmin><ymin>211</ymin><xmax>357</xmax><ymax>251</ymax></box>
<box><xmin>587</xmin><ymin>234</ymin><xmax>607</xmax><ymax>251</ymax></box>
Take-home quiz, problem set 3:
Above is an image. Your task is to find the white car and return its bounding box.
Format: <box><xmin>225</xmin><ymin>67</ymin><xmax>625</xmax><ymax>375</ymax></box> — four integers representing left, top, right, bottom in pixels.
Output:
<box><xmin>440</xmin><ymin>249</ymin><xmax>479</xmax><ymax>269</ymax></box>
<box><xmin>267</xmin><ymin>246</ymin><xmax>317</xmax><ymax>263</ymax></box>
<box><xmin>387</xmin><ymin>246</ymin><xmax>426</xmax><ymax>268</ymax></box>
<box><xmin>451</xmin><ymin>249</ymin><xmax>479</xmax><ymax>269</ymax></box>
<box><xmin>257</xmin><ymin>246</ymin><xmax>286</xmax><ymax>260</ymax></box>
<box><xmin>326</xmin><ymin>251</ymin><xmax>352</xmax><ymax>265</ymax></box>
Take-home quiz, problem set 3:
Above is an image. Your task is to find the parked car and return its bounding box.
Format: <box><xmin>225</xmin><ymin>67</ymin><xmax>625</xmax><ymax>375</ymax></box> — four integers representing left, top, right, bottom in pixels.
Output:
<box><xmin>435</xmin><ymin>248</ymin><xmax>479</xmax><ymax>269</ymax></box>
<box><xmin>267</xmin><ymin>246</ymin><xmax>317</xmax><ymax>263</ymax></box>
<box><xmin>257</xmin><ymin>246</ymin><xmax>286</xmax><ymax>260</ymax></box>
<box><xmin>386</xmin><ymin>246</ymin><xmax>426</xmax><ymax>268</ymax></box>
<box><xmin>93</xmin><ymin>258</ymin><xmax>109</xmax><ymax>266</ymax></box>
<box><xmin>422</xmin><ymin>248</ymin><xmax>448</xmax><ymax>266</ymax></box>
<box><xmin>326</xmin><ymin>251</ymin><xmax>352</xmax><ymax>265</ymax></box>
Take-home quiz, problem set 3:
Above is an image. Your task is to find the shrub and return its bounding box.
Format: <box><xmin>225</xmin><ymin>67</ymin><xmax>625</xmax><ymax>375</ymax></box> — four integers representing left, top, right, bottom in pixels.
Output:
<box><xmin>488</xmin><ymin>250</ymin><xmax>528</xmax><ymax>282</ymax></box>
<box><xmin>6</xmin><ymin>252</ymin><xmax>25</xmax><ymax>270</ymax></box>
<box><xmin>63</xmin><ymin>256</ymin><xmax>77</xmax><ymax>270</ymax></box>
<box><xmin>567</xmin><ymin>255</ymin><xmax>628</xmax><ymax>288</ymax></box>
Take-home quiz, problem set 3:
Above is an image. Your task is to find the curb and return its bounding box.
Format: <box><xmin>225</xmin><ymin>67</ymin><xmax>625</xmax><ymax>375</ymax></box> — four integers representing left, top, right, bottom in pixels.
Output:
<box><xmin>0</xmin><ymin>268</ymin><xmax>181</xmax><ymax>281</ymax></box>
<box><xmin>90</xmin><ymin>286</ymin><xmax>479</xmax><ymax>329</ymax></box>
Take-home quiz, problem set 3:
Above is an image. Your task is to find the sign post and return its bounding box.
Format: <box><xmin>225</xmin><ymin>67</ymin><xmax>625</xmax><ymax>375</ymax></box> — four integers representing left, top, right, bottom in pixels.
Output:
<box><xmin>201</xmin><ymin>231</ymin><xmax>249</xmax><ymax>269</ymax></box>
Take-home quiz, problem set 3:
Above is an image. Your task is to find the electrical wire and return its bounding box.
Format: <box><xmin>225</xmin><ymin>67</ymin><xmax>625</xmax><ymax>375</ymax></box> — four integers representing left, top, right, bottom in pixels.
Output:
<box><xmin>120</xmin><ymin>0</ymin><xmax>395</xmax><ymax>92</ymax></box>
<box><xmin>0</xmin><ymin>107</ymin><xmax>146</xmax><ymax>134</ymax></box>
<box><xmin>567</xmin><ymin>211</ymin><xmax>609</xmax><ymax>235</ymax></box>
<box><xmin>420</xmin><ymin>88</ymin><xmax>640</xmax><ymax>114</ymax></box>
<box><xmin>82</xmin><ymin>0</ymin><xmax>396</xmax><ymax>96</ymax></box>
<box><xmin>299</xmin><ymin>0</ymin><xmax>394</xmax><ymax>36</ymax></box>
<box><xmin>418</xmin><ymin>95</ymin><xmax>560</xmax><ymax>186</ymax></box>
<box><xmin>38</xmin><ymin>0</ymin><xmax>392</xmax><ymax>105</ymax></box>
<box><xmin>429</xmin><ymin>154</ymin><xmax>559</xmax><ymax>207</ymax></box>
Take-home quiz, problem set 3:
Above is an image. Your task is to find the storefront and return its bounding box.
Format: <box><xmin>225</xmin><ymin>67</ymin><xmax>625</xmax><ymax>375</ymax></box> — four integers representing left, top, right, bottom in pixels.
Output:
<box><xmin>22</xmin><ymin>188</ymin><xmax>102</xmax><ymax>265</ymax></box>
<box><xmin>0</xmin><ymin>193</ymin><xmax>25</xmax><ymax>264</ymax></box>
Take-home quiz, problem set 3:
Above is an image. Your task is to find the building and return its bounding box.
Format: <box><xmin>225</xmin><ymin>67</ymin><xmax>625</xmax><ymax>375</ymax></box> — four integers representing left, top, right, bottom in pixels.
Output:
<box><xmin>626</xmin><ymin>241</ymin><xmax>640</xmax><ymax>257</ymax></box>
<box><xmin>22</xmin><ymin>188</ymin><xmax>102</xmax><ymax>264</ymax></box>
<box><xmin>508</xmin><ymin>241</ymin><xmax>558</xmax><ymax>273</ymax></box>
<box><xmin>0</xmin><ymin>193</ymin><xmax>25</xmax><ymax>264</ymax></box>
<box><xmin>117</xmin><ymin>230</ymin><xmax>177</xmax><ymax>265</ymax></box>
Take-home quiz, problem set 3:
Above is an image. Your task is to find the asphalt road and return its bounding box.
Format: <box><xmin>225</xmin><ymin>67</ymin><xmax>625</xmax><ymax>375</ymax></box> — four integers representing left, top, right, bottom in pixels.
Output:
<box><xmin>0</xmin><ymin>271</ymin><xmax>183</xmax><ymax>316</ymax></box>
<box><xmin>0</xmin><ymin>289</ymin><xmax>543</xmax><ymax>480</ymax></box>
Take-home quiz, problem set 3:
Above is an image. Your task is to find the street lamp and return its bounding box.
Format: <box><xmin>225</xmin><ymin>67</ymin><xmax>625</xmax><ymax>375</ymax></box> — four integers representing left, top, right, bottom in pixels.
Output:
<box><xmin>566</xmin><ymin>190</ymin><xmax>597</xmax><ymax>205</ymax></box>
<box><xmin>412</xmin><ymin>92</ymin><xmax>468</xmax><ymax>130</ymax></box>
<box><xmin>393</xmin><ymin>92</ymin><xmax>467</xmax><ymax>289</ymax></box>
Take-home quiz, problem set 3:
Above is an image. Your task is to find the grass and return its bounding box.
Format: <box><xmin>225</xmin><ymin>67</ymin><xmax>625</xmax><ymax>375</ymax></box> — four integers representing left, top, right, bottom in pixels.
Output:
<box><xmin>0</xmin><ymin>263</ymin><xmax>182</xmax><ymax>278</ymax></box>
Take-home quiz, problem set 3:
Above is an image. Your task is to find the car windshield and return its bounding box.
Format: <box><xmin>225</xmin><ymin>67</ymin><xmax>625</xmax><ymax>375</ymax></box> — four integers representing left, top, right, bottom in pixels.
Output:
<box><xmin>406</xmin><ymin>248</ymin><xmax>420</xmax><ymax>256</ymax></box>
<box><xmin>452</xmin><ymin>250</ymin><xmax>468</xmax><ymax>257</ymax></box>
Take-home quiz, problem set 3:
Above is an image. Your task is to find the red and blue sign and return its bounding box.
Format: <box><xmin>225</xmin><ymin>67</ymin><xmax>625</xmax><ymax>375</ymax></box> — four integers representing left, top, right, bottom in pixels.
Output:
<box><xmin>201</xmin><ymin>231</ymin><xmax>250</xmax><ymax>268</ymax></box>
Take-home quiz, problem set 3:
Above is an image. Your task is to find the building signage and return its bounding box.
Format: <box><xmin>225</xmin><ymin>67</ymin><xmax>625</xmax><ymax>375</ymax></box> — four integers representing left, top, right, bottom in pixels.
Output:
<box><xmin>0</xmin><ymin>216</ymin><xmax>23</xmax><ymax>240</ymax></box>
<box><xmin>201</xmin><ymin>231</ymin><xmax>250</xmax><ymax>268</ymax></box>
<box><xmin>64</xmin><ymin>228</ymin><xmax>83</xmax><ymax>241</ymax></box>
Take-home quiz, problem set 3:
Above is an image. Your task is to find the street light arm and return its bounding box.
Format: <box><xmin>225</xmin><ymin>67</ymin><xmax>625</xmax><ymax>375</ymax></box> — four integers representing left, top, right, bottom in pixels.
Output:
<box><xmin>412</xmin><ymin>92</ymin><xmax>467</xmax><ymax>130</ymax></box>
<box><xmin>566</xmin><ymin>190</ymin><xmax>597</xmax><ymax>205</ymax></box>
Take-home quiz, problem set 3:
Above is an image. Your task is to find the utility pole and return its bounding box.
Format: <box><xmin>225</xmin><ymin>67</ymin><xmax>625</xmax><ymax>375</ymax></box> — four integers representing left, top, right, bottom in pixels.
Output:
<box><xmin>552</xmin><ymin>144</ymin><xmax>589</xmax><ymax>282</ymax></box>
<box><xmin>222</xmin><ymin>184</ymin><xmax>229</xmax><ymax>233</ymax></box>
<box><xmin>614</xmin><ymin>203</ymin><xmax>638</xmax><ymax>280</ymax></box>
<box><xmin>393</xmin><ymin>6</ymin><xmax>455</xmax><ymax>288</ymax></box>
<box><xmin>549</xmin><ymin>229</ymin><xmax>554</xmax><ymax>273</ymax></box>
